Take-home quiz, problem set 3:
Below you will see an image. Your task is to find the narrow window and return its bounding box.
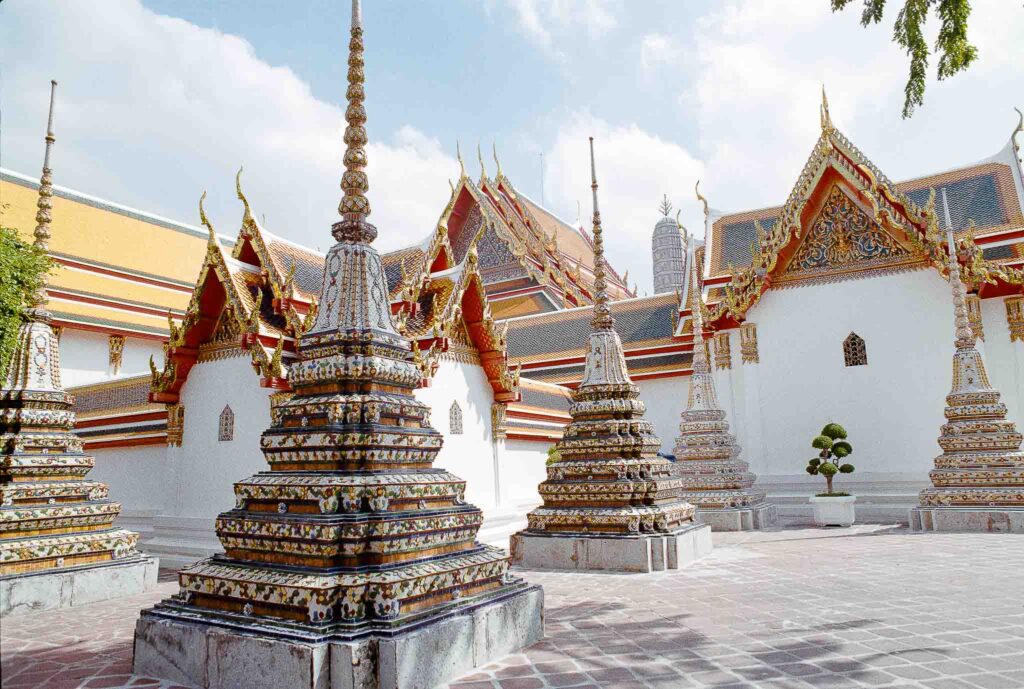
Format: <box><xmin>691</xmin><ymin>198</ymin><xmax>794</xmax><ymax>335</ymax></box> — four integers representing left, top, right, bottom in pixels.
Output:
<box><xmin>843</xmin><ymin>333</ymin><xmax>867</xmax><ymax>367</ymax></box>
<box><xmin>218</xmin><ymin>405</ymin><xmax>235</xmax><ymax>441</ymax></box>
<box><xmin>449</xmin><ymin>401</ymin><xmax>463</xmax><ymax>435</ymax></box>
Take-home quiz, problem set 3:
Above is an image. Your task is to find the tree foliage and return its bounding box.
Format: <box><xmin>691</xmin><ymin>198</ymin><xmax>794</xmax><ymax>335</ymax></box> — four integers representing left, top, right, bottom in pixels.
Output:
<box><xmin>806</xmin><ymin>422</ymin><xmax>856</xmax><ymax>494</ymax></box>
<box><xmin>0</xmin><ymin>225</ymin><xmax>51</xmax><ymax>378</ymax></box>
<box><xmin>546</xmin><ymin>445</ymin><xmax>562</xmax><ymax>466</ymax></box>
<box><xmin>830</xmin><ymin>0</ymin><xmax>978</xmax><ymax>118</ymax></box>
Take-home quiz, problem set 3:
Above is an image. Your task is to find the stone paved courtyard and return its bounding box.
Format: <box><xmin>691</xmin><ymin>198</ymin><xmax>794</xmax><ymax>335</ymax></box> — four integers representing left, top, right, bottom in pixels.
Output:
<box><xmin>3</xmin><ymin>525</ymin><xmax>1024</xmax><ymax>689</ymax></box>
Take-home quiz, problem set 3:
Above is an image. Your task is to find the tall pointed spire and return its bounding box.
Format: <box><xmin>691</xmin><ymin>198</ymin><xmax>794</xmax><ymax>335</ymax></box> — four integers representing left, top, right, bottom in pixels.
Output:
<box><xmin>511</xmin><ymin>138</ymin><xmax>707</xmax><ymax>573</ymax></box>
<box><xmin>671</xmin><ymin>262</ymin><xmax>775</xmax><ymax>530</ymax></box>
<box><xmin>1</xmin><ymin>81</ymin><xmax>150</xmax><ymax>606</ymax></box>
<box><xmin>333</xmin><ymin>0</ymin><xmax>374</xmax><ymax>244</ymax></box>
<box><xmin>911</xmin><ymin>226</ymin><xmax>1024</xmax><ymax>531</ymax></box>
<box><xmin>28</xmin><ymin>80</ymin><xmax>58</xmax><ymax>316</ymax></box>
<box><xmin>136</xmin><ymin>4</ymin><xmax>541</xmax><ymax>683</ymax></box>
<box><xmin>588</xmin><ymin>137</ymin><xmax>613</xmax><ymax>332</ymax></box>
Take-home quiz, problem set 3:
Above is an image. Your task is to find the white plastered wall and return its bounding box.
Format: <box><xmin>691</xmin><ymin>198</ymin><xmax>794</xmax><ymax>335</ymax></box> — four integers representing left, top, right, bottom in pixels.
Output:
<box><xmin>89</xmin><ymin>443</ymin><xmax>168</xmax><ymax>538</ymax></box>
<box><xmin>635</xmin><ymin>377</ymin><xmax>688</xmax><ymax>455</ymax></box>
<box><xmin>59</xmin><ymin>328</ymin><xmax>164</xmax><ymax>387</ymax></box>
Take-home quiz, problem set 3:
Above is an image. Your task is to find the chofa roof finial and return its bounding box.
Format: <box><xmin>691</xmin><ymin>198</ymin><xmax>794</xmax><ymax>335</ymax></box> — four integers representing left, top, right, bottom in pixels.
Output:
<box><xmin>456</xmin><ymin>140</ymin><xmax>466</xmax><ymax>180</ymax></box>
<box><xmin>332</xmin><ymin>0</ymin><xmax>376</xmax><ymax>244</ymax></box>
<box><xmin>477</xmin><ymin>142</ymin><xmax>487</xmax><ymax>180</ymax></box>
<box><xmin>492</xmin><ymin>142</ymin><xmax>503</xmax><ymax>179</ymax></box>
<box><xmin>820</xmin><ymin>84</ymin><xmax>833</xmax><ymax>133</ymax></box>
<box><xmin>695</xmin><ymin>179</ymin><xmax>709</xmax><ymax>222</ymax></box>
<box><xmin>1012</xmin><ymin>107</ymin><xmax>1023</xmax><ymax>157</ymax></box>
<box><xmin>235</xmin><ymin>166</ymin><xmax>255</xmax><ymax>226</ymax></box>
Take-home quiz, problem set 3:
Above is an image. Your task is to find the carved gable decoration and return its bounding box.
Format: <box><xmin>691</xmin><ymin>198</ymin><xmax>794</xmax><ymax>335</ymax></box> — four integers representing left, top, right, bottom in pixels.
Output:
<box><xmin>779</xmin><ymin>185</ymin><xmax>914</xmax><ymax>285</ymax></box>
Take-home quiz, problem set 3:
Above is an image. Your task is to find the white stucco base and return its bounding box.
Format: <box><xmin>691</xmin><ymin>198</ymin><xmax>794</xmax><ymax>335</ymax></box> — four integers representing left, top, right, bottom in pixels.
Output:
<box><xmin>697</xmin><ymin>504</ymin><xmax>778</xmax><ymax>531</ymax></box>
<box><xmin>509</xmin><ymin>522</ymin><xmax>712</xmax><ymax>573</ymax></box>
<box><xmin>909</xmin><ymin>507</ymin><xmax>1024</xmax><ymax>533</ymax></box>
<box><xmin>133</xmin><ymin>585</ymin><xmax>544</xmax><ymax>689</ymax></box>
<box><xmin>0</xmin><ymin>555</ymin><xmax>158</xmax><ymax>618</ymax></box>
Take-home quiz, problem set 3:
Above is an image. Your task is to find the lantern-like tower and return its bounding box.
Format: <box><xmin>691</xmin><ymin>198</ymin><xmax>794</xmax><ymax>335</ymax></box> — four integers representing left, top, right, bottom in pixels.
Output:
<box><xmin>0</xmin><ymin>82</ymin><xmax>156</xmax><ymax>617</ymax></box>
<box><xmin>671</xmin><ymin>265</ymin><xmax>775</xmax><ymax>530</ymax></box>
<box><xmin>910</xmin><ymin>226</ymin><xmax>1024</xmax><ymax>532</ymax></box>
<box><xmin>510</xmin><ymin>139</ymin><xmax>711</xmax><ymax>573</ymax></box>
<box><xmin>134</xmin><ymin>4</ymin><xmax>542</xmax><ymax>688</ymax></box>
<box><xmin>652</xmin><ymin>195</ymin><xmax>687</xmax><ymax>294</ymax></box>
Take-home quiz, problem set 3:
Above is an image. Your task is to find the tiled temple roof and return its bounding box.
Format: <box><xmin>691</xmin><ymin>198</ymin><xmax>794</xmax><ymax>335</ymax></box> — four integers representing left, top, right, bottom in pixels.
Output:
<box><xmin>71</xmin><ymin>375</ymin><xmax>157</xmax><ymax>416</ymax></box>
<box><xmin>506</xmin><ymin>292</ymin><xmax>679</xmax><ymax>364</ymax></box>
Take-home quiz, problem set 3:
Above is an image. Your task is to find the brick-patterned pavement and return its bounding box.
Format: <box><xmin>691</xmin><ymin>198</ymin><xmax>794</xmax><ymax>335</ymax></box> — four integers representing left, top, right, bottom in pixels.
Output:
<box><xmin>3</xmin><ymin>525</ymin><xmax>1024</xmax><ymax>689</ymax></box>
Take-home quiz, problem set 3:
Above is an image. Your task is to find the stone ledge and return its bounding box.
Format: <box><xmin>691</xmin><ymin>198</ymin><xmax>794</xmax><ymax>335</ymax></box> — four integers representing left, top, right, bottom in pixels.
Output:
<box><xmin>698</xmin><ymin>503</ymin><xmax>778</xmax><ymax>531</ymax></box>
<box><xmin>509</xmin><ymin>522</ymin><xmax>712</xmax><ymax>573</ymax></box>
<box><xmin>909</xmin><ymin>506</ymin><xmax>1024</xmax><ymax>533</ymax></box>
<box><xmin>134</xmin><ymin>585</ymin><xmax>544</xmax><ymax>689</ymax></box>
<box><xmin>0</xmin><ymin>555</ymin><xmax>159</xmax><ymax>618</ymax></box>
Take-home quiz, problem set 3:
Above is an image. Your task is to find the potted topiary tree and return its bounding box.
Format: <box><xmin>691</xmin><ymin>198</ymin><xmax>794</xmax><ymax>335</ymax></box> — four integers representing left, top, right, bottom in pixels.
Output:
<box><xmin>806</xmin><ymin>423</ymin><xmax>856</xmax><ymax>526</ymax></box>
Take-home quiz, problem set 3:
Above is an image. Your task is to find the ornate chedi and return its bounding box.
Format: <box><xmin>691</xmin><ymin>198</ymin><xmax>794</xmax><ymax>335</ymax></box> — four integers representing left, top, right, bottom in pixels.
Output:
<box><xmin>671</xmin><ymin>267</ymin><xmax>775</xmax><ymax>531</ymax></box>
<box><xmin>510</xmin><ymin>139</ymin><xmax>710</xmax><ymax>573</ymax></box>
<box><xmin>134</xmin><ymin>5</ymin><xmax>542</xmax><ymax>688</ymax></box>
<box><xmin>910</xmin><ymin>227</ymin><xmax>1024</xmax><ymax>533</ymax></box>
<box><xmin>0</xmin><ymin>82</ymin><xmax>155</xmax><ymax>617</ymax></box>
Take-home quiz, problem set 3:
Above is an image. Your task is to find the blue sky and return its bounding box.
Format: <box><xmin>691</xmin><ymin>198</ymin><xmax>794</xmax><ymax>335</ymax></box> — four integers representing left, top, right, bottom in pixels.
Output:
<box><xmin>3</xmin><ymin>0</ymin><xmax>1023</xmax><ymax>292</ymax></box>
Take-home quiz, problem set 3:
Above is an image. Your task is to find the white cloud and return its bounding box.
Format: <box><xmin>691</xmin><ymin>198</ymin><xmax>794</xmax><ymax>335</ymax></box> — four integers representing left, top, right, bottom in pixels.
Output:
<box><xmin>543</xmin><ymin>112</ymin><xmax>703</xmax><ymax>295</ymax></box>
<box><xmin>640</xmin><ymin>33</ymin><xmax>680</xmax><ymax>74</ymax></box>
<box><xmin>502</xmin><ymin>0</ymin><xmax>619</xmax><ymax>59</ymax></box>
<box><xmin>0</xmin><ymin>0</ymin><xmax>457</xmax><ymax>254</ymax></box>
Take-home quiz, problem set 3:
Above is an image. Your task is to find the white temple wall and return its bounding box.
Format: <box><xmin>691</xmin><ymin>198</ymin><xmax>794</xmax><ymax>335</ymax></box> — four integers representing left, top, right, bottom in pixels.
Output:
<box><xmin>981</xmin><ymin>297</ymin><xmax>1023</xmax><ymax>423</ymax></box>
<box><xmin>749</xmin><ymin>269</ymin><xmax>953</xmax><ymax>494</ymax></box>
<box><xmin>635</xmin><ymin>377</ymin><xmax>688</xmax><ymax>454</ymax></box>
<box><xmin>499</xmin><ymin>439</ymin><xmax>547</xmax><ymax>512</ymax></box>
<box><xmin>59</xmin><ymin>328</ymin><xmax>163</xmax><ymax>387</ymax></box>
<box><xmin>89</xmin><ymin>443</ymin><xmax>168</xmax><ymax>537</ymax></box>
<box><xmin>414</xmin><ymin>358</ymin><xmax>498</xmax><ymax>511</ymax></box>
<box><xmin>162</xmin><ymin>353</ymin><xmax>273</xmax><ymax>521</ymax></box>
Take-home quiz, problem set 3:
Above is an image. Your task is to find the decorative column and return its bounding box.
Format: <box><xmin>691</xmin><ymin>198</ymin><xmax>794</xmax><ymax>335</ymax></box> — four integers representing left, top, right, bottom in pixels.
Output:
<box><xmin>671</xmin><ymin>266</ymin><xmax>776</xmax><ymax>530</ymax></box>
<box><xmin>0</xmin><ymin>81</ymin><xmax>156</xmax><ymax>617</ymax></box>
<box><xmin>910</xmin><ymin>228</ymin><xmax>1024</xmax><ymax>532</ymax></box>
<box><xmin>491</xmin><ymin>401</ymin><xmax>507</xmax><ymax>507</ymax></box>
<box><xmin>510</xmin><ymin>139</ymin><xmax>710</xmax><ymax>573</ymax></box>
<box><xmin>133</xmin><ymin>5</ymin><xmax>542</xmax><ymax>688</ymax></box>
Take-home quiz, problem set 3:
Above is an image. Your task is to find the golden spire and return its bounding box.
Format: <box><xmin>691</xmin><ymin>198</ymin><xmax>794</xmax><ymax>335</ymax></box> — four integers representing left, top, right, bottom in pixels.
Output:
<box><xmin>689</xmin><ymin>262</ymin><xmax>709</xmax><ymax>374</ymax></box>
<box><xmin>492</xmin><ymin>142</ymin><xmax>502</xmax><ymax>179</ymax></box>
<box><xmin>820</xmin><ymin>84</ymin><xmax>833</xmax><ymax>133</ymax></box>
<box><xmin>332</xmin><ymin>0</ymin><xmax>376</xmax><ymax>244</ymax></box>
<box><xmin>695</xmin><ymin>179</ymin><xmax>709</xmax><ymax>223</ymax></box>
<box><xmin>29</xmin><ymin>80</ymin><xmax>58</xmax><ymax>312</ymax></box>
<box><xmin>588</xmin><ymin>137</ymin><xmax>613</xmax><ymax>332</ymax></box>
<box><xmin>477</xmin><ymin>142</ymin><xmax>487</xmax><ymax>180</ymax></box>
<box><xmin>946</xmin><ymin>227</ymin><xmax>975</xmax><ymax>349</ymax></box>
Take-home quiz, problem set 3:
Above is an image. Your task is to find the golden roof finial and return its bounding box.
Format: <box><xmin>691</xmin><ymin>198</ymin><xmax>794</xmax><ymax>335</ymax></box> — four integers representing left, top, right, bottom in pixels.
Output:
<box><xmin>235</xmin><ymin>166</ymin><xmax>255</xmax><ymax>227</ymax></box>
<box><xmin>492</xmin><ymin>142</ymin><xmax>503</xmax><ymax>179</ymax></box>
<box><xmin>820</xmin><ymin>84</ymin><xmax>833</xmax><ymax>133</ymax></box>
<box><xmin>332</xmin><ymin>0</ymin><xmax>376</xmax><ymax>244</ymax></box>
<box><xmin>477</xmin><ymin>142</ymin><xmax>487</xmax><ymax>180</ymax></box>
<box><xmin>1013</xmin><ymin>107</ymin><xmax>1023</xmax><ymax>156</ymax></box>
<box><xmin>456</xmin><ymin>140</ymin><xmax>466</xmax><ymax>180</ymax></box>
<box><xmin>588</xmin><ymin>137</ymin><xmax>614</xmax><ymax>332</ymax></box>
<box><xmin>199</xmin><ymin>191</ymin><xmax>217</xmax><ymax>244</ymax></box>
<box><xmin>28</xmin><ymin>79</ymin><xmax>57</xmax><ymax>312</ymax></box>
<box><xmin>695</xmin><ymin>179</ymin><xmax>709</xmax><ymax>222</ymax></box>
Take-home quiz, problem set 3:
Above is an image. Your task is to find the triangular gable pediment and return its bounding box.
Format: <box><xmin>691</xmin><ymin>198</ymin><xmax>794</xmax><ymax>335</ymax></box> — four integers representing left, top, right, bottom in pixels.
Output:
<box><xmin>772</xmin><ymin>183</ymin><xmax>926</xmax><ymax>286</ymax></box>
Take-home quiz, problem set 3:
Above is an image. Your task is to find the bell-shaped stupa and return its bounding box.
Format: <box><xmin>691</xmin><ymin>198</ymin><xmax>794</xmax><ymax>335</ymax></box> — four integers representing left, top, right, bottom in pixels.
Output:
<box><xmin>910</xmin><ymin>227</ymin><xmax>1024</xmax><ymax>532</ymax></box>
<box><xmin>134</xmin><ymin>4</ymin><xmax>542</xmax><ymax>687</ymax></box>
<box><xmin>0</xmin><ymin>82</ymin><xmax>156</xmax><ymax>617</ymax></box>
<box><xmin>510</xmin><ymin>139</ymin><xmax>711</xmax><ymax>573</ymax></box>
<box><xmin>671</xmin><ymin>265</ymin><xmax>776</xmax><ymax>530</ymax></box>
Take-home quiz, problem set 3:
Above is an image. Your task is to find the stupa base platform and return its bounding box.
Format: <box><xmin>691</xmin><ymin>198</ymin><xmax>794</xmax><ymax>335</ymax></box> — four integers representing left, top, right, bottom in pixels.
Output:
<box><xmin>0</xmin><ymin>554</ymin><xmax>158</xmax><ymax>618</ymax></box>
<box><xmin>909</xmin><ymin>506</ymin><xmax>1024</xmax><ymax>533</ymax></box>
<box><xmin>509</xmin><ymin>522</ymin><xmax>712</xmax><ymax>573</ymax></box>
<box><xmin>697</xmin><ymin>503</ymin><xmax>778</xmax><ymax>531</ymax></box>
<box><xmin>133</xmin><ymin>583</ymin><xmax>543</xmax><ymax>689</ymax></box>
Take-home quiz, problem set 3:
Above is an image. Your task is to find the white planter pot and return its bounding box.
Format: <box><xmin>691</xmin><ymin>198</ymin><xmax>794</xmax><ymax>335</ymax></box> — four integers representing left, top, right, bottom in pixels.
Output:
<box><xmin>809</xmin><ymin>495</ymin><xmax>856</xmax><ymax>527</ymax></box>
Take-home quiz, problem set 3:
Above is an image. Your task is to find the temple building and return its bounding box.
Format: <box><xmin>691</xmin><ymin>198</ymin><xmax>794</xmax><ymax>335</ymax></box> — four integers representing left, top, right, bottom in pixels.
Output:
<box><xmin>0</xmin><ymin>82</ymin><xmax>156</xmax><ymax>618</ymax></box>
<box><xmin>134</xmin><ymin>4</ymin><xmax>542</xmax><ymax>686</ymax></box>
<box><xmin>652</xmin><ymin>195</ymin><xmax>688</xmax><ymax>294</ymax></box>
